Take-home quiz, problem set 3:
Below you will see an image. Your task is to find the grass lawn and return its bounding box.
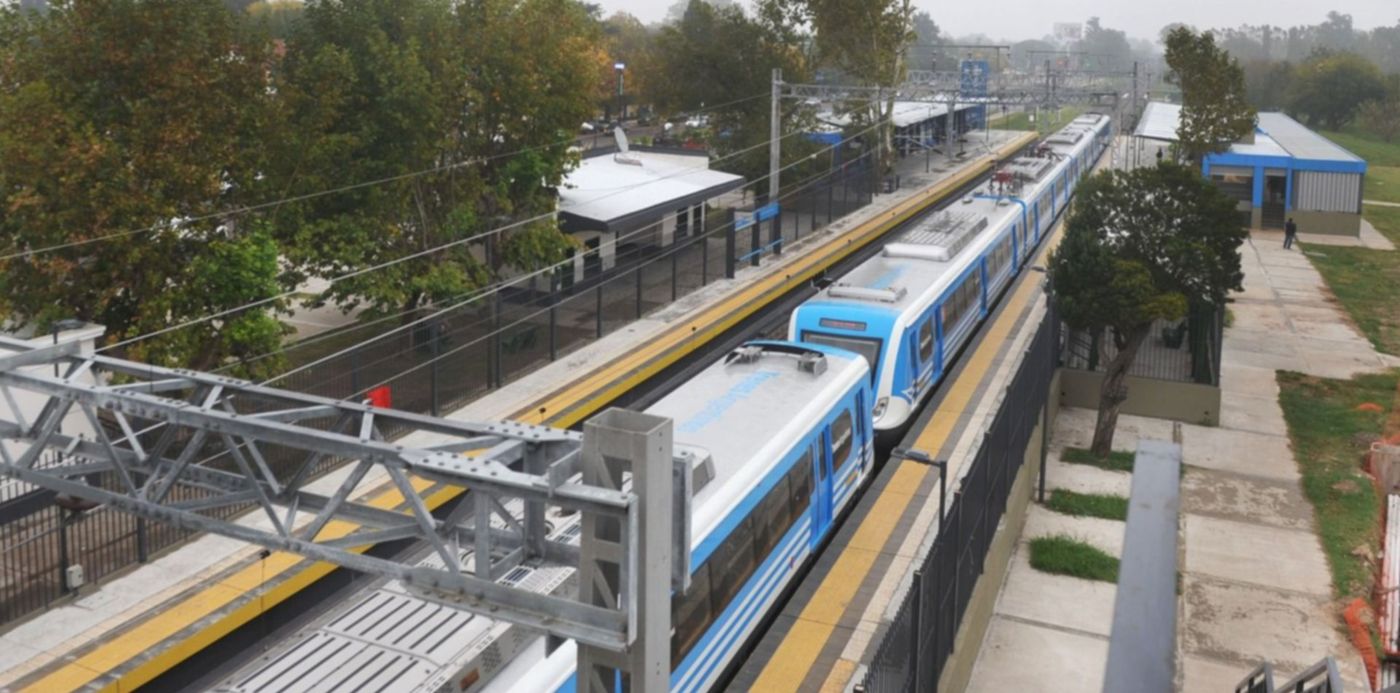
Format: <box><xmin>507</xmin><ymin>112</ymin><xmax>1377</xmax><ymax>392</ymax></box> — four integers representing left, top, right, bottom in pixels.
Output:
<box><xmin>1366</xmin><ymin>166</ymin><xmax>1400</xmax><ymax>204</ymax></box>
<box><xmin>1028</xmin><ymin>534</ymin><xmax>1120</xmax><ymax>582</ymax></box>
<box><xmin>1321</xmin><ymin>128</ymin><xmax>1400</xmax><ymax>167</ymax></box>
<box><xmin>998</xmin><ymin>106</ymin><xmax>1085</xmax><ymax>134</ymax></box>
<box><xmin>1060</xmin><ymin>446</ymin><xmax>1135</xmax><ymax>473</ymax></box>
<box><xmin>1044</xmin><ymin>489</ymin><xmax>1129</xmax><ymax>521</ymax></box>
<box><xmin>1302</xmin><ymin>206</ymin><xmax>1400</xmax><ymax>355</ymax></box>
<box><xmin>1277</xmin><ymin>369</ymin><xmax>1398</xmax><ymax>600</ymax></box>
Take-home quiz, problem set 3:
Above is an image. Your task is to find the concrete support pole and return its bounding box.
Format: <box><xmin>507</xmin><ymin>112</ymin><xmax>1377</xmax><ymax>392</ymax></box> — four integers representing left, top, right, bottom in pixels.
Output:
<box><xmin>770</xmin><ymin>68</ymin><xmax>782</xmax><ymax>206</ymax></box>
<box><xmin>1131</xmin><ymin>61</ymin><xmax>1139</xmax><ymax>133</ymax></box>
<box><xmin>577</xmin><ymin>409</ymin><xmax>673</xmax><ymax>693</ymax></box>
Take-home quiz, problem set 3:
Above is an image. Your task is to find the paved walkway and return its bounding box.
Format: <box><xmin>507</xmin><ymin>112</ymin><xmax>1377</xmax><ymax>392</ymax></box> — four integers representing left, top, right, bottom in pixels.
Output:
<box><xmin>1365</xmin><ymin>199</ymin><xmax>1400</xmax><ymax>208</ymax></box>
<box><xmin>969</xmin><ymin>229</ymin><xmax>1394</xmax><ymax>691</ymax></box>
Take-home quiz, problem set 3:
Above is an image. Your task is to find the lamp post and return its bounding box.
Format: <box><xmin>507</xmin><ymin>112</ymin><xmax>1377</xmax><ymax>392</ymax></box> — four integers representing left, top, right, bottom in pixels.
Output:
<box><xmin>891</xmin><ymin>448</ymin><xmax>948</xmax><ymax>525</ymax></box>
<box><xmin>614</xmin><ymin>62</ymin><xmax>626</xmax><ymax>127</ymax></box>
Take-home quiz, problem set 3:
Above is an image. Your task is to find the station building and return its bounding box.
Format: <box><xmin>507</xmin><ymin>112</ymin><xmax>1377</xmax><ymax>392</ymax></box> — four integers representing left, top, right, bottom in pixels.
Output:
<box><xmin>558</xmin><ymin>145</ymin><xmax>744</xmax><ymax>283</ymax></box>
<box><xmin>811</xmin><ymin>101</ymin><xmax>986</xmax><ymax>157</ymax></box>
<box><xmin>1134</xmin><ymin>101</ymin><xmax>1368</xmax><ymax>235</ymax></box>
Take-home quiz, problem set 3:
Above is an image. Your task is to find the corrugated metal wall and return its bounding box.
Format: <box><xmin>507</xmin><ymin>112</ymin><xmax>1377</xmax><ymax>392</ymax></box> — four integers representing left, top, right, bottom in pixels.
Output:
<box><xmin>1296</xmin><ymin>171</ymin><xmax>1361</xmax><ymax>213</ymax></box>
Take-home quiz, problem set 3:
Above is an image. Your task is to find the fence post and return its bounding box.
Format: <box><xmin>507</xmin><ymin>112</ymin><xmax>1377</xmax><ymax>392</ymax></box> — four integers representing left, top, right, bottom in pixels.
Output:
<box><xmin>492</xmin><ymin>292</ymin><xmax>503</xmax><ymax>389</ymax></box>
<box><xmin>549</xmin><ymin>297</ymin><xmax>558</xmax><ymax>362</ymax></box>
<box><xmin>702</xmin><ymin>227</ymin><xmax>709</xmax><ymax>285</ymax></box>
<box><xmin>750</xmin><ymin>218</ymin><xmax>761</xmax><ymax>267</ymax></box>
<box><xmin>671</xmin><ymin>250</ymin><xmax>678</xmax><ymax>302</ymax></box>
<box><xmin>595</xmin><ymin>284</ymin><xmax>604</xmax><ymax>338</ymax></box>
<box><xmin>635</xmin><ymin>266</ymin><xmax>643</xmax><ymax>319</ymax></box>
<box><xmin>430</xmin><ymin>321</ymin><xmax>441</xmax><ymax>417</ymax></box>
<box><xmin>725</xmin><ymin>226</ymin><xmax>736</xmax><ymax>279</ymax></box>
<box><xmin>912</xmin><ymin>569</ymin><xmax>924</xmax><ymax>692</ymax></box>
<box><xmin>57</xmin><ymin>511</ymin><xmax>70</xmax><ymax>595</ymax></box>
<box><xmin>137</xmin><ymin>517</ymin><xmax>148</xmax><ymax>563</ymax></box>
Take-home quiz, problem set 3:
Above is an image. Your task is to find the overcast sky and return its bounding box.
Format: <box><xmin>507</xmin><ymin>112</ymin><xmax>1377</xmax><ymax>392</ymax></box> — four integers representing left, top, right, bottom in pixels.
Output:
<box><xmin>599</xmin><ymin>1</ymin><xmax>1399</xmax><ymax>43</ymax></box>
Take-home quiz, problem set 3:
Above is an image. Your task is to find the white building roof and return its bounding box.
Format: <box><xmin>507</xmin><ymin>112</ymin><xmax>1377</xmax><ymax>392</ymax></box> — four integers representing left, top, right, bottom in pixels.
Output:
<box><xmin>558</xmin><ymin>149</ymin><xmax>744</xmax><ymax>227</ymax></box>
<box><xmin>1134</xmin><ymin>101</ymin><xmax>1361</xmax><ymax>164</ymax></box>
<box><xmin>816</xmin><ymin>101</ymin><xmax>978</xmax><ymax>130</ymax></box>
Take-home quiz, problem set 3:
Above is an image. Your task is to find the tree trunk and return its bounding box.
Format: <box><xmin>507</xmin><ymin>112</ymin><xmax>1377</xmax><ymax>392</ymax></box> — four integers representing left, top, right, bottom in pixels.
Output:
<box><xmin>1090</xmin><ymin>324</ymin><xmax>1151</xmax><ymax>458</ymax></box>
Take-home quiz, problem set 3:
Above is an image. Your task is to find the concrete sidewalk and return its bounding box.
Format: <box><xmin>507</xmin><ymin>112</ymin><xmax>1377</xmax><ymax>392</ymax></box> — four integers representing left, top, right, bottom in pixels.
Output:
<box><xmin>968</xmin><ymin>229</ymin><xmax>1388</xmax><ymax>691</ymax></box>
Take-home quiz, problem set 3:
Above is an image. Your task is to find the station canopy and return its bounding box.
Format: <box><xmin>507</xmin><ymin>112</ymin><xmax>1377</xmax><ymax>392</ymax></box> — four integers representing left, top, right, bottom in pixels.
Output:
<box><xmin>559</xmin><ymin>148</ymin><xmax>745</xmax><ymax>234</ymax></box>
<box><xmin>1134</xmin><ymin>102</ymin><xmax>1364</xmax><ymax>167</ymax></box>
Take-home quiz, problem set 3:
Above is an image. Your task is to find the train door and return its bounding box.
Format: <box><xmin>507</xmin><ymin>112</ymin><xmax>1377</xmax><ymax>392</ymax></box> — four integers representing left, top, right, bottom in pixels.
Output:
<box><xmin>810</xmin><ymin>436</ymin><xmax>833</xmax><ymax>548</ymax></box>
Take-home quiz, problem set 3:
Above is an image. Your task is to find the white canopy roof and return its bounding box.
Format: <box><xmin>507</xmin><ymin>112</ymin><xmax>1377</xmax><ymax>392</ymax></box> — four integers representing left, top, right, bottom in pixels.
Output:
<box><xmin>559</xmin><ymin>149</ymin><xmax>744</xmax><ymax>228</ymax></box>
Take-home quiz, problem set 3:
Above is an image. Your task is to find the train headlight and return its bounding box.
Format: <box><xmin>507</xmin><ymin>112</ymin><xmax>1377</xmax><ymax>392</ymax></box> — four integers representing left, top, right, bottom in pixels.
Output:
<box><xmin>873</xmin><ymin>397</ymin><xmax>889</xmax><ymax>419</ymax></box>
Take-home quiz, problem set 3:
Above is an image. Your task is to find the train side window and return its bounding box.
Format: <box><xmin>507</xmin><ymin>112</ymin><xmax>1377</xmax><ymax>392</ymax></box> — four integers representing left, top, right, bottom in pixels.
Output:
<box><xmin>671</xmin><ymin>563</ymin><xmax>712</xmax><ymax>661</ymax></box>
<box><xmin>709</xmin><ymin>517</ymin><xmax>758</xmax><ymax>612</ymax></box>
<box><xmin>918</xmin><ymin>320</ymin><xmax>934</xmax><ymax>362</ymax></box>
<box><xmin>831</xmin><ymin>410</ymin><xmax>854</xmax><ymax>470</ymax></box>
<box><xmin>752</xmin><ymin>476</ymin><xmax>793</xmax><ymax>556</ymax></box>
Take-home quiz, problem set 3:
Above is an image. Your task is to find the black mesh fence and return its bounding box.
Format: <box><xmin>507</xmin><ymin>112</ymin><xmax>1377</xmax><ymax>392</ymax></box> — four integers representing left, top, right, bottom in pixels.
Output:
<box><xmin>0</xmin><ymin>149</ymin><xmax>891</xmax><ymax>628</ymax></box>
<box><xmin>857</xmin><ymin>305</ymin><xmax>1059</xmax><ymax>693</ymax></box>
<box><xmin>1060</xmin><ymin>301</ymin><xmax>1224</xmax><ymax>386</ymax></box>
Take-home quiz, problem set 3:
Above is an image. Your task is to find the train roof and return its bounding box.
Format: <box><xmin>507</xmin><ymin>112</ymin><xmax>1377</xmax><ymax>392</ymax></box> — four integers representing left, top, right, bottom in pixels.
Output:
<box><xmin>645</xmin><ymin>341</ymin><xmax>867</xmax><ymax>546</ymax></box>
<box><xmin>801</xmin><ymin>114</ymin><xmax>1109</xmax><ymax>323</ymax></box>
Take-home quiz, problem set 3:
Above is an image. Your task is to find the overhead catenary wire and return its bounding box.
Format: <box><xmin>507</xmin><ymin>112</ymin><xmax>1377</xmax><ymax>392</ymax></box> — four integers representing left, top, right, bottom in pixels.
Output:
<box><xmin>0</xmin><ymin>91</ymin><xmax>774</xmax><ymax>263</ymax></box>
<box><xmin>97</xmin><ymin>116</ymin><xmax>829</xmax><ymax>356</ymax></box>
<box><xmin>301</xmin><ymin>120</ymin><xmax>890</xmax><ymax>396</ymax></box>
<box><xmin>106</xmin><ymin>117</ymin><xmax>889</xmax><ymax>470</ymax></box>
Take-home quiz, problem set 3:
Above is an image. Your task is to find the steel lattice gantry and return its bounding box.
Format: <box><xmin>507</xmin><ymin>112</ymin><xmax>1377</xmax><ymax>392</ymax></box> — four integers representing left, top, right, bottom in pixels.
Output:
<box><xmin>0</xmin><ymin>335</ymin><xmax>689</xmax><ymax>677</ymax></box>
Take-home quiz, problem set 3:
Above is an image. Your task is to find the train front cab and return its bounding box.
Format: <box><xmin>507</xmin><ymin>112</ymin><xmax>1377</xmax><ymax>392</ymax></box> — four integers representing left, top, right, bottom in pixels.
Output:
<box><xmin>790</xmin><ymin>302</ymin><xmax>898</xmax><ymax>410</ymax></box>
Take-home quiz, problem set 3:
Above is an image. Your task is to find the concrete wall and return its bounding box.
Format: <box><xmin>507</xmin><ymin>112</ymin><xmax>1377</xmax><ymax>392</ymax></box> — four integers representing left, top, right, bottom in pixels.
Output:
<box><xmin>1289</xmin><ymin>209</ymin><xmax>1362</xmax><ymax>236</ymax></box>
<box><xmin>1058</xmin><ymin>368</ymin><xmax>1220</xmax><ymax>427</ymax></box>
<box><xmin>937</xmin><ymin>402</ymin><xmax>1047</xmax><ymax>693</ymax></box>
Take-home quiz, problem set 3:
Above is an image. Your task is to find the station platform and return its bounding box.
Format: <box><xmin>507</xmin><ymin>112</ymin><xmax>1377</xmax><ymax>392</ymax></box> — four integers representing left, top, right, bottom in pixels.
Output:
<box><xmin>0</xmin><ymin>132</ymin><xmax>1036</xmax><ymax>692</ymax></box>
<box><xmin>730</xmin><ymin>137</ymin><xmax>1118</xmax><ymax>693</ymax></box>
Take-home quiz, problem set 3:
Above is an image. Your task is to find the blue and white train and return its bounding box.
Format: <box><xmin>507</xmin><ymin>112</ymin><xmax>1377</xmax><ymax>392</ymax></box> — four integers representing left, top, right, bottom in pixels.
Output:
<box><xmin>221</xmin><ymin>340</ymin><xmax>876</xmax><ymax>693</ymax></box>
<box><xmin>790</xmin><ymin>113</ymin><xmax>1112</xmax><ymax>439</ymax></box>
<box><xmin>218</xmin><ymin>114</ymin><xmax>1111</xmax><ymax>693</ymax></box>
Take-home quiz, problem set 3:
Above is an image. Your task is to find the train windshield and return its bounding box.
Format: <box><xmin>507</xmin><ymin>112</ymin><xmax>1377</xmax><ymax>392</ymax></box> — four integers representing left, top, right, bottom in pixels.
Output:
<box><xmin>802</xmin><ymin>331</ymin><xmax>882</xmax><ymax>385</ymax></box>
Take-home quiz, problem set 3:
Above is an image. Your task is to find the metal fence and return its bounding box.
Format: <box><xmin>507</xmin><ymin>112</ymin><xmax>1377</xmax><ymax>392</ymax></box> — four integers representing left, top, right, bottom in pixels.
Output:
<box><xmin>857</xmin><ymin>303</ymin><xmax>1060</xmax><ymax>693</ymax></box>
<box><xmin>0</xmin><ymin>153</ymin><xmax>880</xmax><ymax>628</ymax></box>
<box><xmin>1060</xmin><ymin>301</ymin><xmax>1224</xmax><ymax>386</ymax></box>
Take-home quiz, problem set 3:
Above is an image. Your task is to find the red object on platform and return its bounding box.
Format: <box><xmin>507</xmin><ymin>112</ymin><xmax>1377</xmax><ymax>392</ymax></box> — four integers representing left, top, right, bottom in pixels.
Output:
<box><xmin>367</xmin><ymin>386</ymin><xmax>392</xmax><ymax>409</ymax></box>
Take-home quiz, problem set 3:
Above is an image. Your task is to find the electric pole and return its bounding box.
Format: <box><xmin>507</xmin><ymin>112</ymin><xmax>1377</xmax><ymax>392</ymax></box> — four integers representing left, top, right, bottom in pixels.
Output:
<box><xmin>770</xmin><ymin>68</ymin><xmax>781</xmax><ymax>206</ymax></box>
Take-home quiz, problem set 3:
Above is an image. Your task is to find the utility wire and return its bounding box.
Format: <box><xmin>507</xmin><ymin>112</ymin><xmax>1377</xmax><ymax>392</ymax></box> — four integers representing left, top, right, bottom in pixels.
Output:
<box><xmin>0</xmin><ymin>92</ymin><xmax>773</xmax><ymax>263</ymax></box>
<box><xmin>98</xmin><ymin>120</ymin><xmax>822</xmax><ymax>355</ymax></box>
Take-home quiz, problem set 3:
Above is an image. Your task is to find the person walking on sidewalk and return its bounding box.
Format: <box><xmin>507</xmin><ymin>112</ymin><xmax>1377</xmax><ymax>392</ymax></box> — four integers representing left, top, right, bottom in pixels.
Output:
<box><xmin>1284</xmin><ymin>217</ymin><xmax>1298</xmax><ymax>250</ymax></box>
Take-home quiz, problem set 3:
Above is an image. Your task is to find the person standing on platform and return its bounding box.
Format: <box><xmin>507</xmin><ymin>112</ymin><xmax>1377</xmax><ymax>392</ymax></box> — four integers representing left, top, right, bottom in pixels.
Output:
<box><xmin>1284</xmin><ymin>217</ymin><xmax>1298</xmax><ymax>250</ymax></box>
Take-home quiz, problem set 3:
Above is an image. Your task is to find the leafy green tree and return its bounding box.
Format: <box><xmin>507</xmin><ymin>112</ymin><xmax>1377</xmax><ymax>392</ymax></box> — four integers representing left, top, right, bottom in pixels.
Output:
<box><xmin>790</xmin><ymin>0</ymin><xmax>913</xmax><ymax>175</ymax></box>
<box><xmin>645</xmin><ymin>0</ymin><xmax>815</xmax><ymax>186</ymax></box>
<box><xmin>1357</xmin><ymin>79</ymin><xmax>1400</xmax><ymax>142</ymax></box>
<box><xmin>1165</xmin><ymin>26</ymin><xmax>1256</xmax><ymax>162</ymax></box>
<box><xmin>271</xmin><ymin>0</ymin><xmax>596</xmax><ymax>321</ymax></box>
<box><xmin>246</xmin><ymin>0</ymin><xmax>304</xmax><ymax>39</ymax></box>
<box><xmin>1241</xmin><ymin>58</ymin><xmax>1294</xmax><ymax>110</ymax></box>
<box><xmin>1050</xmin><ymin>163</ymin><xmax>1245</xmax><ymax>456</ymax></box>
<box><xmin>0</xmin><ymin>0</ymin><xmax>287</xmax><ymax>375</ymax></box>
<box><xmin>1287</xmin><ymin>51</ymin><xmax>1388</xmax><ymax>130</ymax></box>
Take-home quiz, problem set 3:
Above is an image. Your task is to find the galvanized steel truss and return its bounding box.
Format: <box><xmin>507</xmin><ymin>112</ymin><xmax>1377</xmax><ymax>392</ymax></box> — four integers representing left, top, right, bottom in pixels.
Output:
<box><xmin>0</xmin><ymin>336</ymin><xmax>684</xmax><ymax>653</ymax></box>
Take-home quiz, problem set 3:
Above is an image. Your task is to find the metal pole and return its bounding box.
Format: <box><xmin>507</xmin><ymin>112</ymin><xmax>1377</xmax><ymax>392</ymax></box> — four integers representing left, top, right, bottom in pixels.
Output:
<box><xmin>576</xmin><ymin>409</ymin><xmax>673</xmax><ymax>693</ymax></box>
<box><xmin>1131</xmin><ymin>61</ymin><xmax>1140</xmax><ymax>133</ymax></box>
<box><xmin>430</xmin><ymin>321</ymin><xmax>441</xmax><ymax>417</ymax></box>
<box><xmin>770</xmin><ymin>68</ymin><xmax>782</xmax><ymax>209</ymax></box>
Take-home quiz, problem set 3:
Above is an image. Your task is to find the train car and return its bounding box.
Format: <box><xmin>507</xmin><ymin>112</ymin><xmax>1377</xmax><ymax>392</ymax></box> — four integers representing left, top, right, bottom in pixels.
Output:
<box><xmin>788</xmin><ymin>113</ymin><xmax>1111</xmax><ymax>440</ymax></box>
<box><xmin>219</xmin><ymin>340</ymin><xmax>875</xmax><ymax>693</ymax></box>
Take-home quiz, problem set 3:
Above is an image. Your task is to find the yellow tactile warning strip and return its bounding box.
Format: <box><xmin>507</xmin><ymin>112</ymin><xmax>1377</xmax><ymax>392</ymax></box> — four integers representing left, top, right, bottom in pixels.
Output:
<box><xmin>749</xmin><ymin>200</ymin><xmax>1069</xmax><ymax>693</ymax></box>
<box><xmin>18</xmin><ymin>132</ymin><xmax>1036</xmax><ymax>693</ymax></box>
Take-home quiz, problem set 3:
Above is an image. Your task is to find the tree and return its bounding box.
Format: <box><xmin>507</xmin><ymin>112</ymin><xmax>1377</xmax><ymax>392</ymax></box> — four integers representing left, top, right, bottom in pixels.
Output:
<box><xmin>1242</xmin><ymin>58</ymin><xmax>1294</xmax><ymax>110</ymax></box>
<box><xmin>270</xmin><ymin>0</ymin><xmax>597</xmax><ymax>321</ymax></box>
<box><xmin>1287</xmin><ymin>51</ymin><xmax>1387</xmax><ymax>130</ymax></box>
<box><xmin>664</xmin><ymin>0</ymin><xmax>734</xmax><ymax>24</ymax></box>
<box><xmin>645</xmin><ymin>0</ymin><xmax>815</xmax><ymax>185</ymax></box>
<box><xmin>245</xmin><ymin>0</ymin><xmax>304</xmax><ymax>40</ymax></box>
<box><xmin>1076</xmin><ymin>17</ymin><xmax>1131</xmax><ymax>70</ymax></box>
<box><xmin>791</xmin><ymin>0</ymin><xmax>914</xmax><ymax>175</ymax></box>
<box><xmin>0</xmin><ymin>0</ymin><xmax>287</xmax><ymax>375</ymax></box>
<box><xmin>1357</xmin><ymin>78</ymin><xmax>1400</xmax><ymax>142</ymax></box>
<box><xmin>1050</xmin><ymin>163</ymin><xmax>1246</xmax><ymax>456</ymax></box>
<box><xmin>1164</xmin><ymin>27</ymin><xmax>1256</xmax><ymax>162</ymax></box>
